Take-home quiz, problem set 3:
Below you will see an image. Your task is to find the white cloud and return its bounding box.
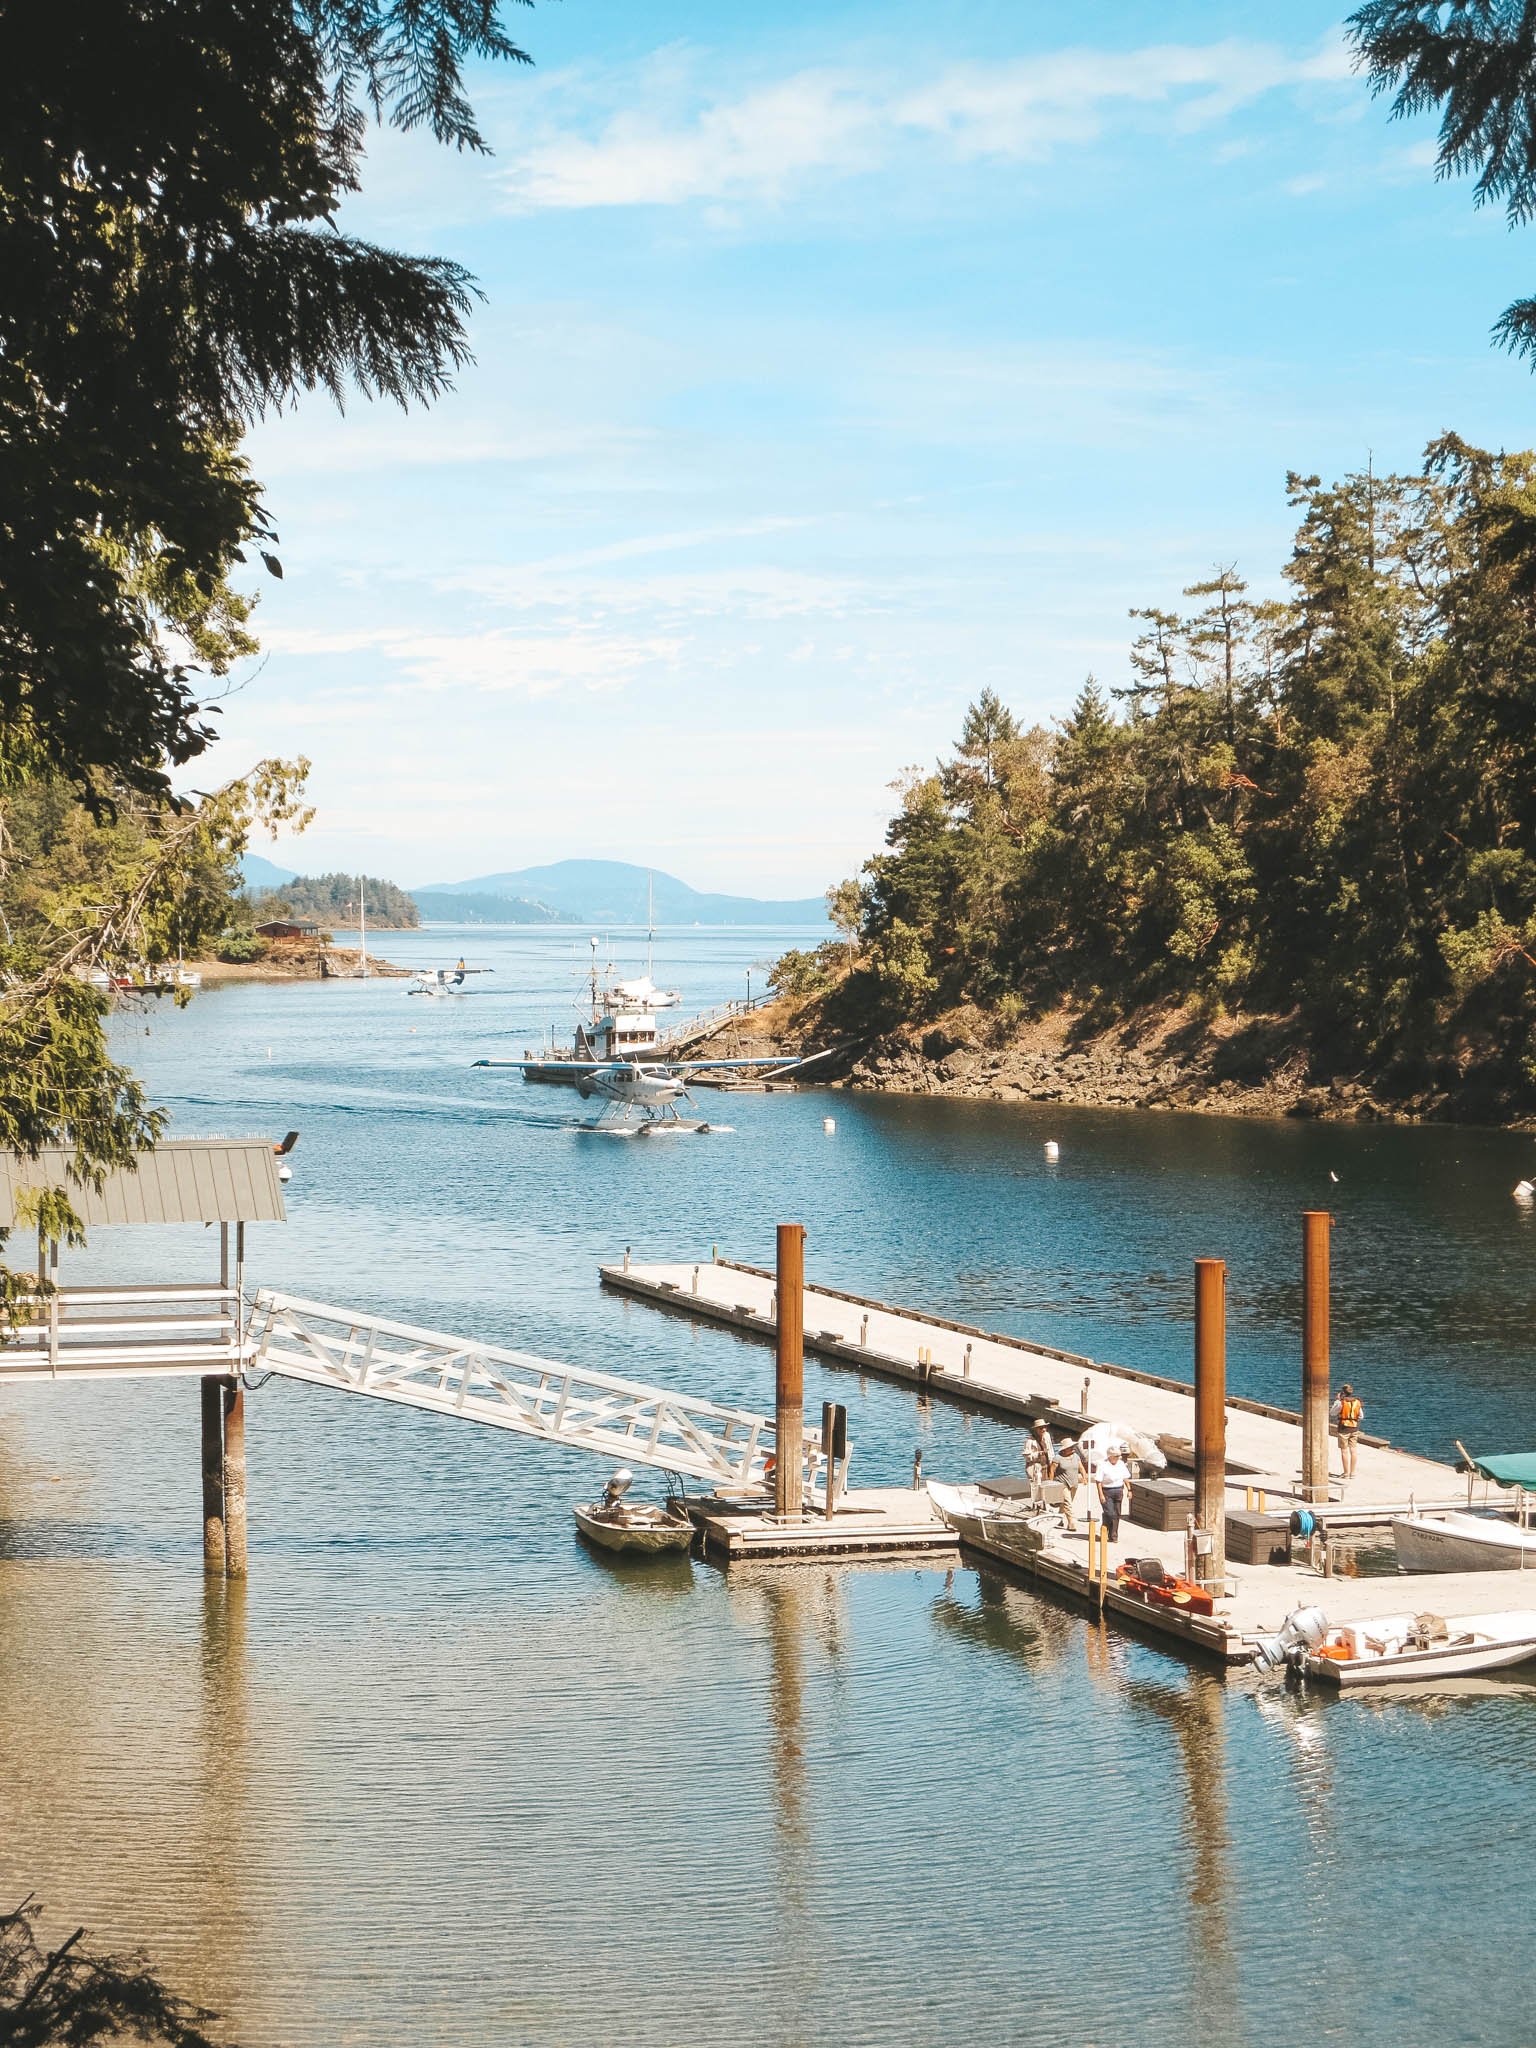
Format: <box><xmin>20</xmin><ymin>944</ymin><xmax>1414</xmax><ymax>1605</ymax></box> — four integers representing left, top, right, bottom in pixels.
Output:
<box><xmin>259</xmin><ymin>623</ymin><xmax>683</xmax><ymax>697</ymax></box>
<box><xmin>499</xmin><ymin>37</ymin><xmax>1356</xmax><ymax>213</ymax></box>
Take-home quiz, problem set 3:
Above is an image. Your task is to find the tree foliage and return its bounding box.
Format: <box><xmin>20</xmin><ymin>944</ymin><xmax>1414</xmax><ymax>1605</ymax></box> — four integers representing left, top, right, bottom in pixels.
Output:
<box><xmin>1350</xmin><ymin>1</ymin><xmax>1536</xmax><ymax>361</ymax></box>
<box><xmin>248</xmin><ymin>870</ymin><xmax>420</xmax><ymax>927</ymax></box>
<box><xmin>0</xmin><ymin>1894</ymin><xmax>229</xmax><ymax>2047</ymax></box>
<box><xmin>0</xmin><ymin>0</ymin><xmax>534</xmax><ymax>804</ymax></box>
<box><xmin>842</xmin><ymin>438</ymin><xmax>1536</xmax><ymax>1099</ymax></box>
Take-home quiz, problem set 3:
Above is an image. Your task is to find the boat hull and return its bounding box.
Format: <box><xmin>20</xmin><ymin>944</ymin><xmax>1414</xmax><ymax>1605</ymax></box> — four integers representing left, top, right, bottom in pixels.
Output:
<box><xmin>1305</xmin><ymin>1630</ymin><xmax>1536</xmax><ymax>1687</ymax></box>
<box><xmin>1392</xmin><ymin>1512</ymin><xmax>1536</xmax><ymax>1573</ymax></box>
<box><xmin>927</xmin><ymin>1480</ymin><xmax>1054</xmax><ymax>1561</ymax></box>
<box><xmin>572</xmin><ymin>1503</ymin><xmax>694</xmax><ymax>1555</ymax></box>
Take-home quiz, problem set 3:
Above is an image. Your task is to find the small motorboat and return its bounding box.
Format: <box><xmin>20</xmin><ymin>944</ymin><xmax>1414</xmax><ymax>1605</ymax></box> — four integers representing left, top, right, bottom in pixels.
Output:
<box><xmin>927</xmin><ymin>1478</ymin><xmax>1061</xmax><ymax>1561</ymax></box>
<box><xmin>1280</xmin><ymin>1608</ymin><xmax>1536</xmax><ymax>1688</ymax></box>
<box><xmin>1391</xmin><ymin>1509</ymin><xmax>1536</xmax><ymax>1573</ymax></box>
<box><xmin>573</xmin><ymin>1469</ymin><xmax>694</xmax><ymax>1556</ymax></box>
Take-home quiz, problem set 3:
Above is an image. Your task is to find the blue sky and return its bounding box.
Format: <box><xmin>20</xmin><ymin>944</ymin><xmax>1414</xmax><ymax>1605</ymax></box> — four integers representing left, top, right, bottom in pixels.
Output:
<box><xmin>214</xmin><ymin>0</ymin><xmax>1536</xmax><ymax>896</ymax></box>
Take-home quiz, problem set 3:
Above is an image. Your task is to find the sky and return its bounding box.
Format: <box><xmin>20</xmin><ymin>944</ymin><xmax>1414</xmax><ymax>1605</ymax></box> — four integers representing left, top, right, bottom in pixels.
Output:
<box><xmin>209</xmin><ymin>0</ymin><xmax>1536</xmax><ymax>897</ymax></box>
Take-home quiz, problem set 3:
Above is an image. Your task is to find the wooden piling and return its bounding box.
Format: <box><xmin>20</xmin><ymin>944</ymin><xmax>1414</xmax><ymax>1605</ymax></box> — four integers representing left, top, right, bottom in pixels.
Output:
<box><xmin>1301</xmin><ymin>1209</ymin><xmax>1332</xmax><ymax>1505</ymax></box>
<box><xmin>222</xmin><ymin>1379</ymin><xmax>247</xmax><ymax>1578</ymax></box>
<box><xmin>775</xmin><ymin>1223</ymin><xmax>805</xmax><ymax>1519</ymax></box>
<box><xmin>201</xmin><ymin>1377</ymin><xmax>226</xmax><ymax>1574</ymax></box>
<box><xmin>1194</xmin><ymin>1258</ymin><xmax>1227</xmax><ymax>1585</ymax></box>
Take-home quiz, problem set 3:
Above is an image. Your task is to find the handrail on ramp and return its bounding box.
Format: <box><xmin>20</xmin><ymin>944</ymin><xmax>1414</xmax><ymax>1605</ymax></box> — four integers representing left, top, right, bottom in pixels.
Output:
<box><xmin>248</xmin><ymin>1289</ymin><xmax>815</xmax><ymax>1487</ymax></box>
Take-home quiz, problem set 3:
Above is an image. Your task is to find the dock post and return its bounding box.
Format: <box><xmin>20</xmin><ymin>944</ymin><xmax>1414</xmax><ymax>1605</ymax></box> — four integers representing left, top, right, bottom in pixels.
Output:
<box><xmin>1301</xmin><ymin>1209</ymin><xmax>1332</xmax><ymax>1504</ymax></box>
<box><xmin>774</xmin><ymin>1223</ymin><xmax>805</xmax><ymax>1519</ymax></box>
<box><xmin>1194</xmin><ymin>1258</ymin><xmax>1227</xmax><ymax>1587</ymax></box>
<box><xmin>201</xmin><ymin>1377</ymin><xmax>226</xmax><ymax>1574</ymax></box>
<box><xmin>222</xmin><ymin>1379</ymin><xmax>247</xmax><ymax>1578</ymax></box>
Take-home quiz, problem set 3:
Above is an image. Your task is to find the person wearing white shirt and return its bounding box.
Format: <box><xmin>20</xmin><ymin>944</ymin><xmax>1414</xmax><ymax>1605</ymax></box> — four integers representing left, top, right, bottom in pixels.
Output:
<box><xmin>1097</xmin><ymin>1447</ymin><xmax>1133</xmax><ymax>1542</ymax></box>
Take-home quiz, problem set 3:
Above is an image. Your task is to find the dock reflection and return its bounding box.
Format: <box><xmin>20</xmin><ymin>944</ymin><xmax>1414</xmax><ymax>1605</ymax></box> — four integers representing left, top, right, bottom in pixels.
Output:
<box><xmin>929</xmin><ymin>1564</ymin><xmax>1076</xmax><ymax>1673</ymax></box>
<box><xmin>1123</xmin><ymin>1668</ymin><xmax>1243</xmax><ymax>2048</ymax></box>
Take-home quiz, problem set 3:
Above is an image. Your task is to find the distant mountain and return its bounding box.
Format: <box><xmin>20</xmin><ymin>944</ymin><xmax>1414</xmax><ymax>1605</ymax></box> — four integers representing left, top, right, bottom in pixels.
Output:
<box><xmin>412</xmin><ymin>889</ymin><xmax>564</xmax><ymax>925</ymax></box>
<box><xmin>239</xmin><ymin>852</ymin><xmax>298</xmax><ymax>890</ymax></box>
<box><xmin>411</xmin><ymin>860</ymin><xmax>829</xmax><ymax>927</ymax></box>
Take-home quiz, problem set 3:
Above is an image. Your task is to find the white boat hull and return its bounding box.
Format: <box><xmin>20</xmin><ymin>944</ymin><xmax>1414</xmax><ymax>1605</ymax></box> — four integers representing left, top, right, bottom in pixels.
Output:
<box><xmin>1392</xmin><ymin>1511</ymin><xmax>1536</xmax><ymax>1573</ymax></box>
<box><xmin>1301</xmin><ymin>1609</ymin><xmax>1536</xmax><ymax>1687</ymax></box>
<box><xmin>927</xmin><ymin>1481</ymin><xmax>1056</xmax><ymax>1562</ymax></box>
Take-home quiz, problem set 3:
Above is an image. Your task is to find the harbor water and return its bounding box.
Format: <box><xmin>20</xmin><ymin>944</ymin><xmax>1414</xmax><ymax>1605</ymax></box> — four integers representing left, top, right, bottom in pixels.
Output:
<box><xmin>3</xmin><ymin>925</ymin><xmax>1535</xmax><ymax>2045</ymax></box>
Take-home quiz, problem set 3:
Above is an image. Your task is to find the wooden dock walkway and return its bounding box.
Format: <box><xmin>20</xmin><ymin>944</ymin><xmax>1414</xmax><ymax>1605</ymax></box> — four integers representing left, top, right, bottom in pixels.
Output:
<box><xmin>599</xmin><ymin>1254</ymin><xmax>1465</xmax><ymax>1518</ymax></box>
<box><xmin>600</xmin><ymin>1252</ymin><xmax>1535</xmax><ymax>1664</ymax></box>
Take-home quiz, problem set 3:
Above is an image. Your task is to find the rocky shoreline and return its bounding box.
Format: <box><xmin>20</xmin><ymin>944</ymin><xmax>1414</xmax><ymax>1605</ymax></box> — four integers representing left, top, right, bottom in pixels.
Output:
<box><xmin>696</xmin><ymin>998</ymin><xmax>1532</xmax><ymax>1127</ymax></box>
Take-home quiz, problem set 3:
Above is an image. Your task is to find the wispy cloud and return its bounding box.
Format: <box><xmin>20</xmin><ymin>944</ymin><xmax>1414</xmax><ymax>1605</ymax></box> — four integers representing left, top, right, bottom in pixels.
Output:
<box><xmin>260</xmin><ymin>623</ymin><xmax>683</xmax><ymax>696</ymax></box>
<box><xmin>499</xmin><ymin>37</ymin><xmax>1354</xmax><ymax>213</ymax></box>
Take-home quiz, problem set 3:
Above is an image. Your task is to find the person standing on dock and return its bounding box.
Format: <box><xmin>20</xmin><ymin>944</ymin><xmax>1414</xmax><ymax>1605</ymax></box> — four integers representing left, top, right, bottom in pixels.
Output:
<box><xmin>1333</xmin><ymin>1384</ymin><xmax>1363</xmax><ymax>1479</ymax></box>
<box><xmin>1030</xmin><ymin>1418</ymin><xmax>1058</xmax><ymax>1479</ymax></box>
<box><xmin>1097</xmin><ymin>1443</ymin><xmax>1133</xmax><ymax>1543</ymax></box>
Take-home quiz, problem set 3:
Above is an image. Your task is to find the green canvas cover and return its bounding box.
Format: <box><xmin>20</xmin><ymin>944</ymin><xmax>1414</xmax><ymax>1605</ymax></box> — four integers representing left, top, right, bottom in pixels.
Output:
<box><xmin>1471</xmin><ymin>1452</ymin><xmax>1536</xmax><ymax>1490</ymax></box>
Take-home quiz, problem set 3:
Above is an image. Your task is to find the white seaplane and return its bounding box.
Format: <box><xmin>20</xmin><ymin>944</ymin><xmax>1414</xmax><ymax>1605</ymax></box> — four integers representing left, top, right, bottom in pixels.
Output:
<box><xmin>471</xmin><ymin>1052</ymin><xmax>820</xmax><ymax>1134</ymax></box>
<box><xmin>407</xmin><ymin>961</ymin><xmax>493</xmax><ymax>999</ymax></box>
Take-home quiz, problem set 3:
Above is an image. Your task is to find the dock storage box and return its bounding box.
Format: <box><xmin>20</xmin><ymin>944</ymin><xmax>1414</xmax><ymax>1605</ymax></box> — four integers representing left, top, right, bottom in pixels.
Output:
<box><xmin>1129</xmin><ymin>1477</ymin><xmax>1196</xmax><ymax>1531</ymax></box>
<box><xmin>1225</xmin><ymin>1510</ymin><xmax>1292</xmax><ymax>1567</ymax></box>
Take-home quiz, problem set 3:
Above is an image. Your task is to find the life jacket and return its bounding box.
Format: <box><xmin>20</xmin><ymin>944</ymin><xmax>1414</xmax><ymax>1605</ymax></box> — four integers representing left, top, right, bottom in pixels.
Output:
<box><xmin>1339</xmin><ymin>1396</ymin><xmax>1362</xmax><ymax>1429</ymax></box>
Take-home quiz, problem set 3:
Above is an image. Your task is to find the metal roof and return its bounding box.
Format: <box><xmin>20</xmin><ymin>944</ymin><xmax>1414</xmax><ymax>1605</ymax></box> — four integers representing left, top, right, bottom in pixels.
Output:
<box><xmin>0</xmin><ymin>1140</ymin><xmax>288</xmax><ymax>1229</ymax></box>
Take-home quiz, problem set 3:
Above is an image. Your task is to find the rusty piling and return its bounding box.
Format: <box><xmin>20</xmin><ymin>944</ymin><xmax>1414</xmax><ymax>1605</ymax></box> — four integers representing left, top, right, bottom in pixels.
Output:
<box><xmin>201</xmin><ymin>1377</ymin><xmax>226</xmax><ymax>1573</ymax></box>
<box><xmin>774</xmin><ymin>1223</ymin><xmax>805</xmax><ymax>1519</ymax></box>
<box><xmin>222</xmin><ymin>1379</ymin><xmax>247</xmax><ymax>1578</ymax></box>
<box><xmin>1301</xmin><ymin>1210</ymin><xmax>1332</xmax><ymax>1505</ymax></box>
<box><xmin>1193</xmin><ymin>1258</ymin><xmax>1227</xmax><ymax>1587</ymax></box>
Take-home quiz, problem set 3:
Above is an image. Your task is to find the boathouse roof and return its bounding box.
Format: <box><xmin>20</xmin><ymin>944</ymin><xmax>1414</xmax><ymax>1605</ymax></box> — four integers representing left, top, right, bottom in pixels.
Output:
<box><xmin>0</xmin><ymin>1139</ymin><xmax>287</xmax><ymax>1228</ymax></box>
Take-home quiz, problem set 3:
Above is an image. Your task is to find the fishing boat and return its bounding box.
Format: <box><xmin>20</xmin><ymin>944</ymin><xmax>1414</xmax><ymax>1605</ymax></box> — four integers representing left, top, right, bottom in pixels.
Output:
<box><xmin>572</xmin><ymin>1470</ymin><xmax>694</xmax><ymax>1556</ymax></box>
<box><xmin>927</xmin><ymin>1478</ymin><xmax>1061</xmax><ymax>1560</ymax></box>
<box><xmin>1391</xmin><ymin>1509</ymin><xmax>1536</xmax><ymax>1573</ymax></box>
<box><xmin>1284</xmin><ymin>1608</ymin><xmax>1536</xmax><ymax>1688</ymax></box>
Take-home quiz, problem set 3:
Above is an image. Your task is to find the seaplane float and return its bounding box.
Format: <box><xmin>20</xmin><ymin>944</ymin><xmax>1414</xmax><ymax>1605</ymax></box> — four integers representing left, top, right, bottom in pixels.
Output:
<box><xmin>471</xmin><ymin>1050</ymin><xmax>830</xmax><ymax>1134</ymax></box>
<box><xmin>407</xmin><ymin>962</ymin><xmax>493</xmax><ymax>999</ymax></box>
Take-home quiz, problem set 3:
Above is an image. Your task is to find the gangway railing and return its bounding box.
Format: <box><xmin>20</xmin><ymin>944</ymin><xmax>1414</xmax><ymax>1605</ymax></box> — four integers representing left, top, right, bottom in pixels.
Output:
<box><xmin>0</xmin><ymin>1284</ymin><xmax>246</xmax><ymax>1381</ymax></box>
<box><xmin>248</xmin><ymin>1290</ymin><xmax>815</xmax><ymax>1486</ymax></box>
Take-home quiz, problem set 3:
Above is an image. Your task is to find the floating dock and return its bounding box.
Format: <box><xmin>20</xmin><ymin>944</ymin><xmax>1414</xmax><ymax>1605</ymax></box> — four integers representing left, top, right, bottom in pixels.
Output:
<box><xmin>602</xmin><ymin>1251</ymin><xmax>1530</xmax><ymax>1665</ymax></box>
<box><xmin>687</xmin><ymin>1486</ymin><xmax>956</xmax><ymax>1561</ymax></box>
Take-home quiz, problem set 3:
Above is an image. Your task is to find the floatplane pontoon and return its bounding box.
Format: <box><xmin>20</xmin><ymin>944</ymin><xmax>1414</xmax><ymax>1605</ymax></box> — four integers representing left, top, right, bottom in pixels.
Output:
<box><xmin>472</xmin><ymin>1050</ymin><xmax>829</xmax><ymax>1133</ymax></box>
<box><xmin>407</xmin><ymin>962</ymin><xmax>493</xmax><ymax>998</ymax></box>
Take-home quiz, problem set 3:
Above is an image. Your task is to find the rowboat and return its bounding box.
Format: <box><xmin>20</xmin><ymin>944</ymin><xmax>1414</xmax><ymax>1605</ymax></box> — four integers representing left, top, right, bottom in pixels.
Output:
<box><xmin>572</xmin><ymin>1500</ymin><xmax>695</xmax><ymax>1555</ymax></box>
<box><xmin>927</xmin><ymin>1479</ymin><xmax>1060</xmax><ymax>1561</ymax></box>
<box><xmin>1291</xmin><ymin>1609</ymin><xmax>1536</xmax><ymax>1688</ymax></box>
<box><xmin>1391</xmin><ymin>1510</ymin><xmax>1536</xmax><ymax>1574</ymax></box>
<box><xmin>573</xmin><ymin>1467</ymin><xmax>694</xmax><ymax>1556</ymax></box>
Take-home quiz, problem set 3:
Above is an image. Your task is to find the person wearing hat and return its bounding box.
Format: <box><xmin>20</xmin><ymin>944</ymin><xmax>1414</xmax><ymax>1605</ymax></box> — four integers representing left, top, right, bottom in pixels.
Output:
<box><xmin>1030</xmin><ymin>1417</ymin><xmax>1058</xmax><ymax>1481</ymax></box>
<box><xmin>1097</xmin><ymin>1440</ymin><xmax>1133</xmax><ymax>1542</ymax></box>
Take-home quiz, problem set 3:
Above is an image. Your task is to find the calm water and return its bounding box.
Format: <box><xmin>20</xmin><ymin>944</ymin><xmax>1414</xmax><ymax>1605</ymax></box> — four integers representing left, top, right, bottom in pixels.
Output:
<box><xmin>3</xmin><ymin>925</ymin><xmax>1535</xmax><ymax>2046</ymax></box>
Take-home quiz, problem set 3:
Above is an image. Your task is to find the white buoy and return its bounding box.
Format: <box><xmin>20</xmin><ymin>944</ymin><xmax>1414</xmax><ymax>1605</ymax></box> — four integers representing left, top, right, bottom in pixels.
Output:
<box><xmin>1515</xmin><ymin>1180</ymin><xmax>1535</xmax><ymax>1202</ymax></box>
<box><xmin>823</xmin><ymin>1117</ymin><xmax>836</xmax><ymax>1134</ymax></box>
<box><xmin>266</xmin><ymin>1047</ymin><xmax>273</xmax><ymax>1060</ymax></box>
<box><xmin>1044</xmin><ymin>1139</ymin><xmax>1060</xmax><ymax>1160</ymax></box>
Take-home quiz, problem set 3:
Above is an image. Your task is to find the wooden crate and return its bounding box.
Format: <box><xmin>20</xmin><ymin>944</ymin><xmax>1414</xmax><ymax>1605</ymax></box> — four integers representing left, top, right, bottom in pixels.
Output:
<box><xmin>1129</xmin><ymin>1476</ymin><xmax>1196</xmax><ymax>1531</ymax></box>
<box><xmin>1224</xmin><ymin>1510</ymin><xmax>1292</xmax><ymax>1567</ymax></box>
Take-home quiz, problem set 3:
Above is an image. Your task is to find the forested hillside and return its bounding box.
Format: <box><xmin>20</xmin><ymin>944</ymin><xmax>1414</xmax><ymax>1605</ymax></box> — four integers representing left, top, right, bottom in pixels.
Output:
<box><xmin>813</xmin><ymin>437</ymin><xmax>1536</xmax><ymax>1118</ymax></box>
<box><xmin>253</xmin><ymin>872</ymin><xmax>419</xmax><ymax>928</ymax></box>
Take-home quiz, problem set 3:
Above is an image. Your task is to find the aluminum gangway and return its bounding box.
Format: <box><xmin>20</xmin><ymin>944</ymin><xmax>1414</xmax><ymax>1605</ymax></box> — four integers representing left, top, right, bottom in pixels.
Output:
<box><xmin>247</xmin><ymin>1289</ymin><xmax>815</xmax><ymax>1487</ymax></box>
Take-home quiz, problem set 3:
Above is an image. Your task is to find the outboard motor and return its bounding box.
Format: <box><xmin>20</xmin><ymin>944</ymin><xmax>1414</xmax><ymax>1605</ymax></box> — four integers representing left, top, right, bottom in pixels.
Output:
<box><xmin>1251</xmin><ymin>1604</ymin><xmax>1330</xmax><ymax>1674</ymax></box>
<box><xmin>601</xmin><ymin>1468</ymin><xmax>635</xmax><ymax>1511</ymax></box>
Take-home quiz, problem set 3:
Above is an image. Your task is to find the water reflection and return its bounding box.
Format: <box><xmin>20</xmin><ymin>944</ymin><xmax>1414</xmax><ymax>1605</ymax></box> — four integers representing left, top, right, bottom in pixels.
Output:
<box><xmin>1123</xmin><ymin>1668</ymin><xmax>1242</xmax><ymax>2048</ymax></box>
<box><xmin>929</xmin><ymin>1566</ymin><xmax>1075</xmax><ymax>1674</ymax></box>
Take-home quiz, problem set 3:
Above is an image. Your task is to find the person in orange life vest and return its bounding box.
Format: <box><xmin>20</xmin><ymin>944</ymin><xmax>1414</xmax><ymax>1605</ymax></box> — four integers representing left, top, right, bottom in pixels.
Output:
<box><xmin>1331</xmin><ymin>1383</ymin><xmax>1363</xmax><ymax>1478</ymax></box>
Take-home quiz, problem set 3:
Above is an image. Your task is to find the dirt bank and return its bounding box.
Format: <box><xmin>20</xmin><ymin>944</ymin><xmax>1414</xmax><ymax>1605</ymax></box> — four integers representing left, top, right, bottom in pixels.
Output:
<box><xmin>193</xmin><ymin>944</ymin><xmax>411</xmax><ymax>982</ymax></box>
<box><xmin>686</xmin><ymin>995</ymin><xmax>1534</xmax><ymax>1127</ymax></box>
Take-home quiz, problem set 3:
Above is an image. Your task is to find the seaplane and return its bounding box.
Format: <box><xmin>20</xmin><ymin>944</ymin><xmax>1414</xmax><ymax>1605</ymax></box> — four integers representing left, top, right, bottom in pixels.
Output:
<box><xmin>470</xmin><ymin>1052</ymin><xmax>824</xmax><ymax>1135</ymax></box>
<box><xmin>407</xmin><ymin>960</ymin><xmax>493</xmax><ymax>999</ymax></box>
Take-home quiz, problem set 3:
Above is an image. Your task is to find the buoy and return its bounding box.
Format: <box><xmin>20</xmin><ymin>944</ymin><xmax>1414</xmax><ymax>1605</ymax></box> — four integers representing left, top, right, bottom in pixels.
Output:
<box><xmin>1044</xmin><ymin>1139</ymin><xmax>1060</xmax><ymax>1160</ymax></box>
<box><xmin>1515</xmin><ymin>1180</ymin><xmax>1535</xmax><ymax>1202</ymax></box>
<box><xmin>266</xmin><ymin>1047</ymin><xmax>272</xmax><ymax>1060</ymax></box>
<box><xmin>823</xmin><ymin>1117</ymin><xmax>836</xmax><ymax>1134</ymax></box>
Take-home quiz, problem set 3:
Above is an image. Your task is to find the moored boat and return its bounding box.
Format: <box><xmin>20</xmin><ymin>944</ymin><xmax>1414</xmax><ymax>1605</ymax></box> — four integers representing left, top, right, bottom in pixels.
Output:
<box><xmin>1291</xmin><ymin>1608</ymin><xmax>1536</xmax><ymax>1687</ymax></box>
<box><xmin>927</xmin><ymin>1478</ymin><xmax>1060</xmax><ymax>1561</ymax></box>
<box><xmin>573</xmin><ymin>1469</ymin><xmax>694</xmax><ymax>1556</ymax></box>
<box><xmin>1391</xmin><ymin>1509</ymin><xmax>1536</xmax><ymax>1573</ymax></box>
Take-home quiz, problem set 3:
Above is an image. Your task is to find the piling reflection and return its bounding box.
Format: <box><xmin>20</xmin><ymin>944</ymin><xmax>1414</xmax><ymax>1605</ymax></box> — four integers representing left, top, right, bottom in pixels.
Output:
<box><xmin>1123</xmin><ymin>1668</ymin><xmax>1243</xmax><ymax>2048</ymax></box>
<box><xmin>929</xmin><ymin>1565</ymin><xmax>1075</xmax><ymax>1672</ymax></box>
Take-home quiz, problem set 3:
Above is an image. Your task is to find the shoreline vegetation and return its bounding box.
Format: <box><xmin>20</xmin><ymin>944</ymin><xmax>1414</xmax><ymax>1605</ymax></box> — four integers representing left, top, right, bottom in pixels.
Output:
<box><xmin>759</xmin><ymin>440</ymin><xmax>1536</xmax><ymax>1131</ymax></box>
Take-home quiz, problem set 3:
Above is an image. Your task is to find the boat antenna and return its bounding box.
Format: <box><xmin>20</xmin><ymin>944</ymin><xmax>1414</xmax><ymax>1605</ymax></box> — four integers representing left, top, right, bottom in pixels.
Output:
<box><xmin>590</xmin><ymin>934</ymin><xmax>599</xmax><ymax>1016</ymax></box>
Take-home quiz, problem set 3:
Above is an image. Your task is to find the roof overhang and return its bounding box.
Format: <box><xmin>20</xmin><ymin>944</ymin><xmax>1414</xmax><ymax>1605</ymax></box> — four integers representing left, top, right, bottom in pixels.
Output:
<box><xmin>0</xmin><ymin>1140</ymin><xmax>288</xmax><ymax>1229</ymax></box>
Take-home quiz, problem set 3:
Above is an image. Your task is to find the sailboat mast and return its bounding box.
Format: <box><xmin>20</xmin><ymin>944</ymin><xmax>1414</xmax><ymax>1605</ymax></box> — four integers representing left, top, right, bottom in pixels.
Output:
<box><xmin>359</xmin><ymin>873</ymin><xmax>368</xmax><ymax>978</ymax></box>
<box><xmin>646</xmin><ymin>871</ymin><xmax>654</xmax><ymax>982</ymax></box>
